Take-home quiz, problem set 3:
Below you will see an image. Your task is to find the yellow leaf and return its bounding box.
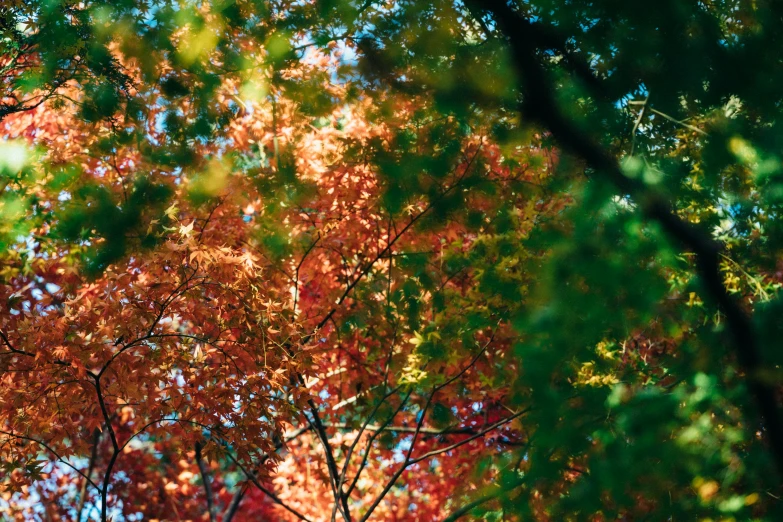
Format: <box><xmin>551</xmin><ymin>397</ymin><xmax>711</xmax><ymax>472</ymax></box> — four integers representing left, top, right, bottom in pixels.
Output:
<box><xmin>164</xmin><ymin>203</ymin><xmax>179</xmax><ymax>220</ymax></box>
<box><xmin>179</xmin><ymin>221</ymin><xmax>195</xmax><ymax>237</ymax></box>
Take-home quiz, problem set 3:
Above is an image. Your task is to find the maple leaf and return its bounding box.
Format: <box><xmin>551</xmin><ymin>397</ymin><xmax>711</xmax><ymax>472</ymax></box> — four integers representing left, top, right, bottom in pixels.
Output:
<box><xmin>178</xmin><ymin>221</ymin><xmax>195</xmax><ymax>238</ymax></box>
<box><xmin>164</xmin><ymin>203</ymin><xmax>179</xmax><ymax>220</ymax></box>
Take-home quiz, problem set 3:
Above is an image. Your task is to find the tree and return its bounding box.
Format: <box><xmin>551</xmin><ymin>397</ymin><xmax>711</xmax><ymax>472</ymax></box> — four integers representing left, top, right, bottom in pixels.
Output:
<box><xmin>1</xmin><ymin>1</ymin><xmax>783</xmax><ymax>521</ymax></box>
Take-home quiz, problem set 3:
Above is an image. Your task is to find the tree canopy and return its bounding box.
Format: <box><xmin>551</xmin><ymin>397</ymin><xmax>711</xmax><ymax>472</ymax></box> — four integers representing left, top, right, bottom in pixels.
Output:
<box><xmin>1</xmin><ymin>0</ymin><xmax>783</xmax><ymax>520</ymax></box>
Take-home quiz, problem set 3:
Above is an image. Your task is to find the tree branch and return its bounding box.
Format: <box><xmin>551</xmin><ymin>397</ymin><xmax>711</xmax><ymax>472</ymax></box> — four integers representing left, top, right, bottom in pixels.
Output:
<box><xmin>302</xmin><ymin>396</ymin><xmax>352</xmax><ymax>522</ymax></box>
<box><xmin>358</xmin><ymin>390</ymin><xmax>434</xmax><ymax>522</ymax></box>
<box><xmin>345</xmin><ymin>390</ymin><xmax>412</xmax><ymax>499</ymax></box>
<box><xmin>336</xmin><ymin>386</ymin><xmax>401</xmax><ymax>497</ymax></box>
<box><xmin>441</xmin><ymin>491</ymin><xmax>504</xmax><ymax>522</ymax></box>
<box><xmin>409</xmin><ymin>408</ymin><xmax>531</xmax><ymax>466</ymax></box>
<box><xmin>222</xmin><ymin>483</ymin><xmax>248</xmax><ymax>522</ymax></box>
<box><xmin>77</xmin><ymin>429</ymin><xmax>101</xmax><ymax>522</ymax></box>
<box><xmin>93</xmin><ymin>377</ymin><xmax>120</xmax><ymax>522</ymax></box>
<box><xmin>0</xmin><ymin>429</ymin><xmax>101</xmax><ymax>494</ymax></box>
<box><xmin>325</xmin><ymin>422</ymin><xmax>523</xmax><ymax>438</ymax></box>
<box><xmin>0</xmin><ymin>329</ymin><xmax>35</xmax><ymax>358</ymax></box>
<box><xmin>195</xmin><ymin>442</ymin><xmax>217</xmax><ymax>522</ymax></box>
<box><xmin>224</xmin><ymin>451</ymin><xmax>313</xmax><ymax>522</ymax></box>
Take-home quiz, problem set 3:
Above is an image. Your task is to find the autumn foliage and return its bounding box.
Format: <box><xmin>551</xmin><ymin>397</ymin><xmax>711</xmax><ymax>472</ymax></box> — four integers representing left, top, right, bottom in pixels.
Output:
<box><xmin>2</xmin><ymin>1</ymin><xmax>783</xmax><ymax>521</ymax></box>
